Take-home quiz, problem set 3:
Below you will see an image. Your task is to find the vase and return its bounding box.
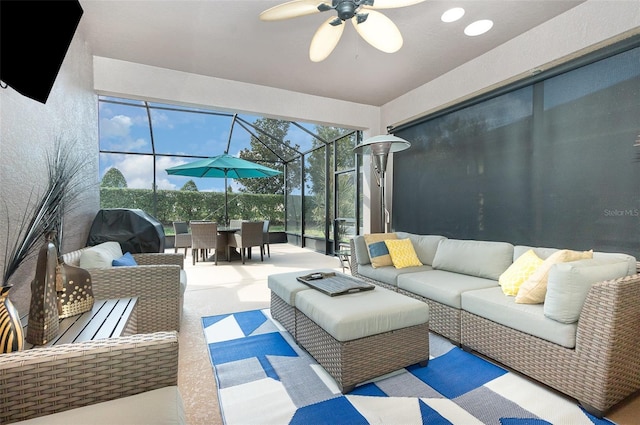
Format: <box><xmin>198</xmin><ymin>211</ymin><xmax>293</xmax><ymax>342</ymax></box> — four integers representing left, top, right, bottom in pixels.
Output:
<box><xmin>56</xmin><ymin>258</ymin><xmax>94</xmax><ymax>318</ymax></box>
<box><xmin>0</xmin><ymin>285</ymin><xmax>24</xmax><ymax>353</ymax></box>
<box><xmin>25</xmin><ymin>232</ymin><xmax>60</xmax><ymax>345</ymax></box>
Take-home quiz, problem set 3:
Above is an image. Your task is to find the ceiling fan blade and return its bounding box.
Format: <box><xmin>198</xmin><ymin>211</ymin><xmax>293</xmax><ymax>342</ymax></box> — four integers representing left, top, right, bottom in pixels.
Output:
<box><xmin>362</xmin><ymin>0</ymin><xmax>426</xmax><ymax>9</ymax></box>
<box><xmin>260</xmin><ymin>0</ymin><xmax>327</xmax><ymax>21</ymax></box>
<box><xmin>309</xmin><ymin>17</ymin><xmax>345</xmax><ymax>62</ymax></box>
<box><xmin>352</xmin><ymin>10</ymin><xmax>402</xmax><ymax>53</ymax></box>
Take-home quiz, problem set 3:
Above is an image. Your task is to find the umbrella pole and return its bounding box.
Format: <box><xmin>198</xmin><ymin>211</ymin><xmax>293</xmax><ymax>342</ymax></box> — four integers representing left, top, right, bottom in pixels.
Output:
<box><xmin>224</xmin><ymin>175</ymin><xmax>228</xmax><ymax>226</ymax></box>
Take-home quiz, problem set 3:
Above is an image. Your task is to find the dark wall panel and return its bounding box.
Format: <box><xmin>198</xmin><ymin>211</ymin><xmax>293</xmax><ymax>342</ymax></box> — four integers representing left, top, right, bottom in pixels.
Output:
<box><xmin>393</xmin><ymin>46</ymin><xmax>640</xmax><ymax>259</ymax></box>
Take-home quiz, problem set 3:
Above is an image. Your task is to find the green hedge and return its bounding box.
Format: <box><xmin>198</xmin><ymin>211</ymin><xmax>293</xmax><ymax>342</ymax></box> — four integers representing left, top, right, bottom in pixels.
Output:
<box><xmin>100</xmin><ymin>188</ymin><xmax>285</xmax><ymax>228</ymax></box>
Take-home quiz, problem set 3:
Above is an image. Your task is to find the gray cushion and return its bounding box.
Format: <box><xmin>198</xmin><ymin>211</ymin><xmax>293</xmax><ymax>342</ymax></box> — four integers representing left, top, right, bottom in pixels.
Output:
<box><xmin>352</xmin><ymin>235</ymin><xmax>370</xmax><ymax>266</ymax></box>
<box><xmin>544</xmin><ymin>259</ymin><xmax>630</xmax><ymax>324</ymax></box>
<box><xmin>513</xmin><ymin>245</ymin><xmax>559</xmax><ymax>261</ymax></box>
<box><xmin>357</xmin><ymin>263</ymin><xmax>433</xmax><ymax>288</ymax></box>
<box><xmin>398</xmin><ymin>270</ymin><xmax>497</xmax><ymax>309</ymax></box>
<box><xmin>395</xmin><ymin>232</ymin><xmax>447</xmax><ymax>266</ymax></box>
<box><xmin>14</xmin><ymin>386</ymin><xmax>186</xmax><ymax>425</ymax></box>
<box><xmin>461</xmin><ymin>287</ymin><xmax>578</xmax><ymax>348</ymax></box>
<box><xmin>515</xmin><ymin>245</ymin><xmax>637</xmax><ymax>276</ymax></box>
<box><xmin>432</xmin><ymin>239</ymin><xmax>514</xmax><ymax>280</ymax></box>
<box><xmin>294</xmin><ymin>286</ymin><xmax>429</xmax><ymax>342</ymax></box>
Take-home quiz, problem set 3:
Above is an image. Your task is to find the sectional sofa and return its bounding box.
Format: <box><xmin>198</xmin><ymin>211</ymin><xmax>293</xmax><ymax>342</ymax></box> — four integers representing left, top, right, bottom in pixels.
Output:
<box><xmin>350</xmin><ymin>232</ymin><xmax>640</xmax><ymax>417</ymax></box>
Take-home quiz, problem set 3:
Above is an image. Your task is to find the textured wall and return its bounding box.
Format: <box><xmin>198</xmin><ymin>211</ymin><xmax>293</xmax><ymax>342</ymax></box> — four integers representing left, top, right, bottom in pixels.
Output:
<box><xmin>0</xmin><ymin>31</ymin><xmax>99</xmax><ymax>314</ymax></box>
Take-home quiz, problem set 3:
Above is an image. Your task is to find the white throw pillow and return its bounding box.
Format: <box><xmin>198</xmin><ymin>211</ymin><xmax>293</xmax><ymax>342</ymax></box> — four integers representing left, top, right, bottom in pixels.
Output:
<box><xmin>79</xmin><ymin>242</ymin><xmax>123</xmax><ymax>269</ymax></box>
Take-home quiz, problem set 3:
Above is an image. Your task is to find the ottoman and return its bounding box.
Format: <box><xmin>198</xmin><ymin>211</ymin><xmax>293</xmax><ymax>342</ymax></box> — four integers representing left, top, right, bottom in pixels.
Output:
<box><xmin>269</xmin><ymin>270</ymin><xmax>430</xmax><ymax>392</ymax></box>
<box><xmin>267</xmin><ymin>268</ymin><xmax>334</xmax><ymax>338</ymax></box>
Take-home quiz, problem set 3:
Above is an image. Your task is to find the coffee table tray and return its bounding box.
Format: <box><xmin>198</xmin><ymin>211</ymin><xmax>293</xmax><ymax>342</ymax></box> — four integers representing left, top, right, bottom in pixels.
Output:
<box><xmin>296</xmin><ymin>272</ymin><xmax>374</xmax><ymax>296</ymax></box>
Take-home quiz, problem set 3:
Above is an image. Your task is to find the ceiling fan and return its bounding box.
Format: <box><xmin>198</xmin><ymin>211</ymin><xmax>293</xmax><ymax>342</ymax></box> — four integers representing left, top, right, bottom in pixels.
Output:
<box><xmin>260</xmin><ymin>0</ymin><xmax>427</xmax><ymax>62</ymax></box>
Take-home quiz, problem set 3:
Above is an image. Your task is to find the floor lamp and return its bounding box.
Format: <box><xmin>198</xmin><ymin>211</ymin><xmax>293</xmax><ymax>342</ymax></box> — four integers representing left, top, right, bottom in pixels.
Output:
<box><xmin>354</xmin><ymin>135</ymin><xmax>411</xmax><ymax>233</ymax></box>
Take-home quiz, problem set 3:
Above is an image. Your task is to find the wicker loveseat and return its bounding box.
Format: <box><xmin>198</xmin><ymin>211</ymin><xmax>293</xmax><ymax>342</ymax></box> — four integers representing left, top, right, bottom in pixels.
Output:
<box><xmin>0</xmin><ymin>332</ymin><xmax>183</xmax><ymax>424</ymax></box>
<box><xmin>61</xmin><ymin>242</ymin><xmax>186</xmax><ymax>333</ymax></box>
<box><xmin>350</xmin><ymin>233</ymin><xmax>640</xmax><ymax>418</ymax></box>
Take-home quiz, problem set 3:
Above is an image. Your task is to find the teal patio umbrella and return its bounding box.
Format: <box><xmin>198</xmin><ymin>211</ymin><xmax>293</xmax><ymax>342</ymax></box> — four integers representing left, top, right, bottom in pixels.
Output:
<box><xmin>165</xmin><ymin>154</ymin><xmax>282</xmax><ymax>225</ymax></box>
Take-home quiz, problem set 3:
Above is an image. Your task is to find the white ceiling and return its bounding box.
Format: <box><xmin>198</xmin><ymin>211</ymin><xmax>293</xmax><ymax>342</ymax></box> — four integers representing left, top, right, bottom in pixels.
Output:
<box><xmin>78</xmin><ymin>0</ymin><xmax>585</xmax><ymax>106</ymax></box>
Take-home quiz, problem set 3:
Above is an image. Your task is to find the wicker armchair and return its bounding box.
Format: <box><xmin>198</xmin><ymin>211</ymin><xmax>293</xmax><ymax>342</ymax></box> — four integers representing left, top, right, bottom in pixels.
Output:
<box><xmin>0</xmin><ymin>331</ymin><xmax>179</xmax><ymax>424</ymax></box>
<box><xmin>62</xmin><ymin>249</ymin><xmax>185</xmax><ymax>333</ymax></box>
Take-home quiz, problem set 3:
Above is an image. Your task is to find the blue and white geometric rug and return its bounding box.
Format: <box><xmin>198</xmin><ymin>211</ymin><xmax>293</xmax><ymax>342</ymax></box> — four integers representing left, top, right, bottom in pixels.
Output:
<box><xmin>202</xmin><ymin>309</ymin><xmax>614</xmax><ymax>425</ymax></box>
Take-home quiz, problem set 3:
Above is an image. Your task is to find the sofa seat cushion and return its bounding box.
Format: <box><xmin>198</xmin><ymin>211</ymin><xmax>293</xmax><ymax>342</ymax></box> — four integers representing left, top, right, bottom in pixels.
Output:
<box><xmin>294</xmin><ymin>286</ymin><xmax>429</xmax><ymax>342</ymax></box>
<box><xmin>398</xmin><ymin>270</ymin><xmax>498</xmax><ymax>309</ymax></box>
<box><xmin>357</xmin><ymin>263</ymin><xmax>433</xmax><ymax>288</ymax></box>
<box><xmin>461</xmin><ymin>287</ymin><xmax>577</xmax><ymax>348</ymax></box>
<box><xmin>15</xmin><ymin>386</ymin><xmax>186</xmax><ymax>425</ymax></box>
<box><xmin>432</xmin><ymin>239</ymin><xmax>514</xmax><ymax>280</ymax></box>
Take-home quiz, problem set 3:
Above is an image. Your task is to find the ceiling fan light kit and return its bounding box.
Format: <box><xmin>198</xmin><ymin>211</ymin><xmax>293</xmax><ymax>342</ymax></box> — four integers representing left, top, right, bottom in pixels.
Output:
<box><xmin>260</xmin><ymin>0</ymin><xmax>426</xmax><ymax>62</ymax></box>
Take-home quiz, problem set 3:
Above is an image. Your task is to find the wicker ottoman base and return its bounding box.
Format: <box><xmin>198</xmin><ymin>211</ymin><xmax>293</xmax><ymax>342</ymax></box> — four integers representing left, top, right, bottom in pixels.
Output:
<box><xmin>270</xmin><ymin>292</ymin><xmax>296</xmax><ymax>337</ymax></box>
<box><xmin>295</xmin><ymin>310</ymin><xmax>429</xmax><ymax>392</ymax></box>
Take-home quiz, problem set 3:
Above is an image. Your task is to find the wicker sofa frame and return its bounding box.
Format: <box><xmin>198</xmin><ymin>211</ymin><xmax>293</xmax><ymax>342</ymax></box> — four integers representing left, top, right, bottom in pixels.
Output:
<box><xmin>349</xmin><ymin>238</ymin><xmax>640</xmax><ymax>417</ymax></box>
<box><xmin>61</xmin><ymin>249</ymin><xmax>185</xmax><ymax>333</ymax></box>
<box><xmin>0</xmin><ymin>331</ymin><xmax>179</xmax><ymax>424</ymax></box>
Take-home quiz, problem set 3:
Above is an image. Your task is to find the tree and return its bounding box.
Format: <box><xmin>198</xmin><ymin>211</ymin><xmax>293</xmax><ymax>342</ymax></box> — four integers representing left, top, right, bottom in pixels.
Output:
<box><xmin>237</xmin><ymin>118</ymin><xmax>301</xmax><ymax>195</ymax></box>
<box><xmin>181</xmin><ymin>180</ymin><xmax>198</xmax><ymax>191</ymax></box>
<box><xmin>100</xmin><ymin>167</ymin><xmax>127</xmax><ymax>188</ymax></box>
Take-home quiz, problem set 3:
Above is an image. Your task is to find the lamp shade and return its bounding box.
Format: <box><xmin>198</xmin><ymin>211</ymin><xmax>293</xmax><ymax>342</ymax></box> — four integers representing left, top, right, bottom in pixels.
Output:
<box><xmin>353</xmin><ymin>135</ymin><xmax>411</xmax><ymax>154</ymax></box>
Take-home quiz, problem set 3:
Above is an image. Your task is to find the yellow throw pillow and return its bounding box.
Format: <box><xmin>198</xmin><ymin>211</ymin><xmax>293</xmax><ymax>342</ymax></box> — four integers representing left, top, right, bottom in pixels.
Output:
<box><xmin>363</xmin><ymin>233</ymin><xmax>398</xmax><ymax>268</ymax></box>
<box><xmin>385</xmin><ymin>239</ymin><xmax>423</xmax><ymax>269</ymax></box>
<box><xmin>515</xmin><ymin>249</ymin><xmax>593</xmax><ymax>304</ymax></box>
<box><xmin>499</xmin><ymin>249</ymin><xmax>544</xmax><ymax>296</ymax></box>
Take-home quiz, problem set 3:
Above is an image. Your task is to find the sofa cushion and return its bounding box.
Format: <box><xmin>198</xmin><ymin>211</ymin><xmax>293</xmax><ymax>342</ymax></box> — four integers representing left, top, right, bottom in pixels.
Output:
<box><xmin>544</xmin><ymin>259</ymin><xmax>630</xmax><ymax>323</ymax></box>
<box><xmin>14</xmin><ymin>386</ymin><xmax>186</xmax><ymax>425</ymax></box>
<box><xmin>592</xmin><ymin>251</ymin><xmax>637</xmax><ymax>276</ymax></box>
<box><xmin>352</xmin><ymin>235</ymin><xmax>370</xmax><ymax>266</ymax></box>
<box><xmin>394</xmin><ymin>232</ymin><xmax>446</xmax><ymax>266</ymax></box>
<box><xmin>498</xmin><ymin>249</ymin><xmax>544</xmax><ymax>296</ymax></box>
<box><xmin>432</xmin><ymin>239</ymin><xmax>514</xmax><ymax>280</ymax></box>
<box><xmin>294</xmin><ymin>285</ymin><xmax>429</xmax><ymax>342</ymax></box>
<box><xmin>385</xmin><ymin>238</ymin><xmax>423</xmax><ymax>268</ymax></box>
<box><xmin>515</xmin><ymin>249</ymin><xmax>593</xmax><ymax>304</ymax></box>
<box><xmin>461</xmin><ymin>287</ymin><xmax>578</xmax><ymax>348</ymax></box>
<box><xmin>79</xmin><ymin>242</ymin><xmax>124</xmax><ymax>269</ymax></box>
<box><xmin>398</xmin><ymin>270</ymin><xmax>498</xmax><ymax>309</ymax></box>
<box><xmin>356</xmin><ymin>263</ymin><xmax>432</xmax><ymax>288</ymax></box>
<box><xmin>112</xmin><ymin>252</ymin><xmax>138</xmax><ymax>267</ymax></box>
<box><xmin>364</xmin><ymin>233</ymin><xmax>398</xmax><ymax>268</ymax></box>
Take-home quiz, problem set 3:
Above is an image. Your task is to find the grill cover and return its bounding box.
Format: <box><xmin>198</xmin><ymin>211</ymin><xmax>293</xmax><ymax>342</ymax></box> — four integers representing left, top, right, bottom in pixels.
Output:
<box><xmin>87</xmin><ymin>209</ymin><xmax>165</xmax><ymax>253</ymax></box>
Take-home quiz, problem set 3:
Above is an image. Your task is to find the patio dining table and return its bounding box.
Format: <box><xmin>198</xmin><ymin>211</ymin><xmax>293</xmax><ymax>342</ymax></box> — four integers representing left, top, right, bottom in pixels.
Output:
<box><xmin>215</xmin><ymin>226</ymin><xmax>241</xmax><ymax>261</ymax></box>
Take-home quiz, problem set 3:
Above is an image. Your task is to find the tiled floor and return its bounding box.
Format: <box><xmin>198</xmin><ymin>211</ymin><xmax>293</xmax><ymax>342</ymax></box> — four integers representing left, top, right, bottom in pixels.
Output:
<box><xmin>176</xmin><ymin>243</ymin><xmax>344</xmax><ymax>425</ymax></box>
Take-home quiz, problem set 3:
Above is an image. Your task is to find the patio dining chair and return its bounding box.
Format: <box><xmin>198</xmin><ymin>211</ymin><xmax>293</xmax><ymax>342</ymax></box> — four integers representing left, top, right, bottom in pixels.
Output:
<box><xmin>262</xmin><ymin>219</ymin><xmax>271</xmax><ymax>258</ymax></box>
<box><xmin>190</xmin><ymin>221</ymin><xmax>222</xmax><ymax>265</ymax></box>
<box><xmin>173</xmin><ymin>221</ymin><xmax>191</xmax><ymax>257</ymax></box>
<box><xmin>228</xmin><ymin>221</ymin><xmax>264</xmax><ymax>264</ymax></box>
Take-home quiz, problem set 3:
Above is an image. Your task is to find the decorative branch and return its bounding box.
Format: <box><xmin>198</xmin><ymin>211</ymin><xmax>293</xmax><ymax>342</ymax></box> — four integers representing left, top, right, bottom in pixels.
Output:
<box><xmin>2</xmin><ymin>138</ymin><xmax>86</xmax><ymax>287</ymax></box>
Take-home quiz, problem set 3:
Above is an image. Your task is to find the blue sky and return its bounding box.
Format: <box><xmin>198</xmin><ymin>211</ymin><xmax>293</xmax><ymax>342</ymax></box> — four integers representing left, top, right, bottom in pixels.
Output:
<box><xmin>98</xmin><ymin>97</ymin><xmax>324</xmax><ymax>192</ymax></box>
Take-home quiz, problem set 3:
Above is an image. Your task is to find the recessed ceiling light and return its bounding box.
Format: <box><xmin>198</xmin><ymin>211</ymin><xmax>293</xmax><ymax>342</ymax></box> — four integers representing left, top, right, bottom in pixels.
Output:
<box><xmin>441</xmin><ymin>7</ymin><xmax>465</xmax><ymax>23</ymax></box>
<box><xmin>464</xmin><ymin>19</ymin><xmax>494</xmax><ymax>36</ymax></box>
